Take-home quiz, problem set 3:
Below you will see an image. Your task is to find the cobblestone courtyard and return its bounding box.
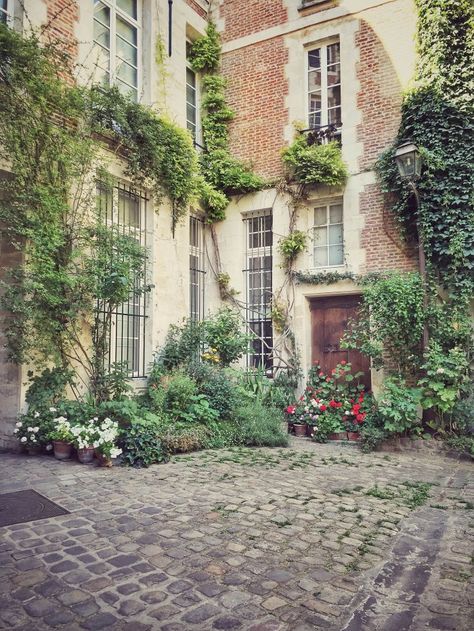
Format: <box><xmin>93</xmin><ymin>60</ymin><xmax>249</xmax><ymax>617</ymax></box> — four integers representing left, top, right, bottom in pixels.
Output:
<box><xmin>0</xmin><ymin>440</ymin><xmax>473</xmax><ymax>631</ymax></box>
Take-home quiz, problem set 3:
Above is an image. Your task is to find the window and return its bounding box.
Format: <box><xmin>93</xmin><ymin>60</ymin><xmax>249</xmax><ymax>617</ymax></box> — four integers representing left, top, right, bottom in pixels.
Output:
<box><xmin>0</xmin><ymin>0</ymin><xmax>12</xmax><ymax>23</ymax></box>
<box><xmin>307</xmin><ymin>41</ymin><xmax>341</xmax><ymax>131</ymax></box>
<box><xmin>313</xmin><ymin>201</ymin><xmax>344</xmax><ymax>267</ymax></box>
<box><xmin>186</xmin><ymin>41</ymin><xmax>201</xmax><ymax>145</ymax></box>
<box><xmin>96</xmin><ymin>181</ymin><xmax>148</xmax><ymax>377</ymax></box>
<box><xmin>190</xmin><ymin>216</ymin><xmax>205</xmax><ymax>321</ymax></box>
<box><xmin>93</xmin><ymin>0</ymin><xmax>140</xmax><ymax>101</ymax></box>
<box><xmin>244</xmin><ymin>211</ymin><xmax>273</xmax><ymax>369</ymax></box>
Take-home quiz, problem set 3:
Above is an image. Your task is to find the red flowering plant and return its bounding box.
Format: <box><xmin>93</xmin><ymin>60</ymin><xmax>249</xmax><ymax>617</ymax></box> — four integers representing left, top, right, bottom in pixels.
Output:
<box><xmin>287</xmin><ymin>360</ymin><xmax>368</xmax><ymax>442</ymax></box>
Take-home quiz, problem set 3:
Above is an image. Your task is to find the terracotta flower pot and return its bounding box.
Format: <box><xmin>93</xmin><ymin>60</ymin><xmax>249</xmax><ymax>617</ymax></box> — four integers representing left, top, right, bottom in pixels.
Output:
<box><xmin>26</xmin><ymin>444</ymin><xmax>42</xmax><ymax>456</ymax></box>
<box><xmin>329</xmin><ymin>432</ymin><xmax>347</xmax><ymax>441</ymax></box>
<box><xmin>77</xmin><ymin>446</ymin><xmax>95</xmax><ymax>464</ymax></box>
<box><xmin>53</xmin><ymin>440</ymin><xmax>72</xmax><ymax>460</ymax></box>
<box><xmin>347</xmin><ymin>432</ymin><xmax>360</xmax><ymax>441</ymax></box>
<box><xmin>95</xmin><ymin>451</ymin><xmax>112</xmax><ymax>467</ymax></box>
<box><xmin>293</xmin><ymin>424</ymin><xmax>307</xmax><ymax>437</ymax></box>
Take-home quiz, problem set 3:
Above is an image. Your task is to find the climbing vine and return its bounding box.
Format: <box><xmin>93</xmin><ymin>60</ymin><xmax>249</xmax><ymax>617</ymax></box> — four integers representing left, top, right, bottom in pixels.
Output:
<box><xmin>376</xmin><ymin>0</ymin><xmax>473</xmax><ymax>347</ymax></box>
<box><xmin>189</xmin><ymin>23</ymin><xmax>266</xmax><ymax>223</ymax></box>
<box><xmin>0</xmin><ymin>23</ymin><xmax>198</xmax><ymax>400</ymax></box>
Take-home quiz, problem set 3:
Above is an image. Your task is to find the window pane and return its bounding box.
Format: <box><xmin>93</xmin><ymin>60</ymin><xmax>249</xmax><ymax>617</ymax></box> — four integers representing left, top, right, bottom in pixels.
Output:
<box><xmin>308</xmin><ymin>70</ymin><xmax>321</xmax><ymax>91</ymax></box>
<box><xmin>308</xmin><ymin>49</ymin><xmax>320</xmax><ymax>69</ymax></box>
<box><xmin>314</xmin><ymin>206</ymin><xmax>327</xmax><ymax>226</ymax></box>
<box><xmin>329</xmin><ymin>204</ymin><xmax>343</xmax><ymax>223</ymax></box>
<box><xmin>117</xmin><ymin>16</ymin><xmax>137</xmax><ymax>45</ymax></box>
<box><xmin>328</xmin><ymin>107</ymin><xmax>342</xmax><ymax>126</ymax></box>
<box><xmin>313</xmin><ymin>226</ymin><xmax>327</xmax><ymax>246</ymax></box>
<box><xmin>119</xmin><ymin>190</ymin><xmax>140</xmax><ymax>227</ymax></box>
<box><xmin>186</xmin><ymin>83</ymin><xmax>196</xmax><ymax>105</ymax></box>
<box><xmin>116</xmin><ymin>35</ymin><xmax>137</xmax><ymax>65</ymax></box>
<box><xmin>94</xmin><ymin>64</ymin><xmax>110</xmax><ymax>86</ymax></box>
<box><xmin>327</xmin><ymin>65</ymin><xmax>340</xmax><ymax>86</ymax></box>
<box><xmin>186</xmin><ymin>103</ymin><xmax>196</xmax><ymax>125</ymax></box>
<box><xmin>186</xmin><ymin>67</ymin><xmax>196</xmax><ymax>88</ymax></box>
<box><xmin>327</xmin><ymin>43</ymin><xmax>340</xmax><ymax>64</ymax></box>
<box><xmin>309</xmin><ymin>112</ymin><xmax>321</xmax><ymax>128</ymax></box>
<box><xmin>116</xmin><ymin>60</ymin><xmax>137</xmax><ymax>86</ymax></box>
<box><xmin>328</xmin><ymin>85</ymin><xmax>341</xmax><ymax>108</ymax></box>
<box><xmin>94</xmin><ymin>21</ymin><xmax>110</xmax><ymax>49</ymax></box>
<box><xmin>329</xmin><ymin>224</ymin><xmax>343</xmax><ymax>245</ymax></box>
<box><xmin>117</xmin><ymin>0</ymin><xmax>137</xmax><ymax>19</ymax></box>
<box><xmin>314</xmin><ymin>246</ymin><xmax>328</xmax><ymax>267</ymax></box>
<box><xmin>329</xmin><ymin>244</ymin><xmax>344</xmax><ymax>265</ymax></box>
<box><xmin>94</xmin><ymin>2</ymin><xmax>110</xmax><ymax>26</ymax></box>
<box><xmin>309</xmin><ymin>92</ymin><xmax>321</xmax><ymax>112</ymax></box>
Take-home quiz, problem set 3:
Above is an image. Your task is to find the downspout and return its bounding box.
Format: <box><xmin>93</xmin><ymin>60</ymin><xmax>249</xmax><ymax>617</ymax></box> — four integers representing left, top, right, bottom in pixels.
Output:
<box><xmin>168</xmin><ymin>0</ymin><xmax>173</xmax><ymax>56</ymax></box>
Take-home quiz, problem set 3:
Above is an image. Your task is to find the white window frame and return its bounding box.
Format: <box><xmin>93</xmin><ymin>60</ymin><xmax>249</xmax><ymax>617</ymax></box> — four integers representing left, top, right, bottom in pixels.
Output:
<box><xmin>0</xmin><ymin>0</ymin><xmax>14</xmax><ymax>24</ymax></box>
<box><xmin>306</xmin><ymin>38</ymin><xmax>341</xmax><ymax>133</ymax></box>
<box><xmin>312</xmin><ymin>199</ymin><xmax>344</xmax><ymax>269</ymax></box>
<box><xmin>186</xmin><ymin>41</ymin><xmax>202</xmax><ymax>146</ymax></box>
<box><xmin>93</xmin><ymin>0</ymin><xmax>142</xmax><ymax>101</ymax></box>
<box><xmin>189</xmin><ymin>215</ymin><xmax>206</xmax><ymax>321</ymax></box>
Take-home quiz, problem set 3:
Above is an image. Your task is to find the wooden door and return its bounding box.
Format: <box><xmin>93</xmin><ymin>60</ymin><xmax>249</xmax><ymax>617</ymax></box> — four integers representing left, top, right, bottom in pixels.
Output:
<box><xmin>310</xmin><ymin>295</ymin><xmax>371</xmax><ymax>389</ymax></box>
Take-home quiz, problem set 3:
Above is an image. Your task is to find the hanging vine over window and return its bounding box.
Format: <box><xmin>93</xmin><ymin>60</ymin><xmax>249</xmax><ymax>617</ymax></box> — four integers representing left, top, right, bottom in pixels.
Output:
<box><xmin>0</xmin><ymin>24</ymin><xmax>199</xmax><ymax>401</ymax></box>
<box><xmin>376</xmin><ymin>0</ymin><xmax>474</xmax><ymax>316</ymax></box>
<box><xmin>282</xmin><ymin>135</ymin><xmax>348</xmax><ymax>187</ymax></box>
<box><xmin>189</xmin><ymin>23</ymin><xmax>266</xmax><ymax>223</ymax></box>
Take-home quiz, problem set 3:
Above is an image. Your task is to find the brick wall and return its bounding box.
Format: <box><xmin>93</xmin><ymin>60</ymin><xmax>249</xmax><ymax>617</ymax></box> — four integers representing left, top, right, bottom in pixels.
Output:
<box><xmin>186</xmin><ymin>0</ymin><xmax>208</xmax><ymax>19</ymax></box>
<box><xmin>45</xmin><ymin>0</ymin><xmax>79</xmax><ymax>59</ymax></box>
<box><xmin>219</xmin><ymin>0</ymin><xmax>287</xmax><ymax>43</ymax></box>
<box><xmin>355</xmin><ymin>19</ymin><xmax>417</xmax><ymax>272</ymax></box>
<box><xmin>222</xmin><ymin>37</ymin><xmax>288</xmax><ymax>180</ymax></box>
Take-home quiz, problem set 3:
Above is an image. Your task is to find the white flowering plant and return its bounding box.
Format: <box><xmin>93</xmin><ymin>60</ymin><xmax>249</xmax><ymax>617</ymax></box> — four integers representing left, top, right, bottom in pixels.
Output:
<box><xmin>49</xmin><ymin>415</ymin><xmax>75</xmax><ymax>443</ymax></box>
<box><xmin>70</xmin><ymin>419</ymin><xmax>99</xmax><ymax>450</ymax></box>
<box><xmin>92</xmin><ymin>417</ymin><xmax>122</xmax><ymax>459</ymax></box>
<box><xmin>14</xmin><ymin>406</ymin><xmax>59</xmax><ymax>447</ymax></box>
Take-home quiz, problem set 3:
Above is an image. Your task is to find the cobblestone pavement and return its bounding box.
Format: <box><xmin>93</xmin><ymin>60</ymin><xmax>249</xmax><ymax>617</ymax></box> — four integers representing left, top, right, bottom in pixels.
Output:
<box><xmin>0</xmin><ymin>440</ymin><xmax>473</xmax><ymax>631</ymax></box>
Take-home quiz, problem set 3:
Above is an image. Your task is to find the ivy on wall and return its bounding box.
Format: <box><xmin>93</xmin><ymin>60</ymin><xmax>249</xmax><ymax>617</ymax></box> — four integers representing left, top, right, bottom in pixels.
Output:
<box><xmin>376</xmin><ymin>0</ymin><xmax>474</xmax><ymax>315</ymax></box>
<box><xmin>189</xmin><ymin>23</ymin><xmax>266</xmax><ymax>223</ymax></box>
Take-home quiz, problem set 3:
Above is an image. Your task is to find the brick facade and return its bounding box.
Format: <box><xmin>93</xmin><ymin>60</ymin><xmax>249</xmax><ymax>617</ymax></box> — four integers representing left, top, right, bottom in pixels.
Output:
<box><xmin>219</xmin><ymin>0</ymin><xmax>287</xmax><ymax>43</ymax></box>
<box><xmin>355</xmin><ymin>20</ymin><xmax>418</xmax><ymax>272</ymax></box>
<box><xmin>222</xmin><ymin>38</ymin><xmax>288</xmax><ymax>180</ymax></box>
<box><xmin>45</xmin><ymin>0</ymin><xmax>78</xmax><ymax>57</ymax></box>
<box><xmin>185</xmin><ymin>0</ymin><xmax>208</xmax><ymax>19</ymax></box>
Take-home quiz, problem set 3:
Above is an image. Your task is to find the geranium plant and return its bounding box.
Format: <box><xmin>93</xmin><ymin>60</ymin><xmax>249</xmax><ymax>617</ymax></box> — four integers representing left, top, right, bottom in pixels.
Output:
<box><xmin>49</xmin><ymin>415</ymin><xmax>75</xmax><ymax>443</ymax></box>
<box><xmin>92</xmin><ymin>417</ymin><xmax>122</xmax><ymax>459</ymax></box>
<box><xmin>70</xmin><ymin>419</ymin><xmax>99</xmax><ymax>450</ymax></box>
<box><xmin>286</xmin><ymin>360</ymin><xmax>368</xmax><ymax>442</ymax></box>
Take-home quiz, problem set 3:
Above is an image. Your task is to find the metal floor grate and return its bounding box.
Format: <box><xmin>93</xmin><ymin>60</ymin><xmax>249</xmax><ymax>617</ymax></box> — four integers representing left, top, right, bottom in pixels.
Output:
<box><xmin>0</xmin><ymin>489</ymin><xmax>69</xmax><ymax>527</ymax></box>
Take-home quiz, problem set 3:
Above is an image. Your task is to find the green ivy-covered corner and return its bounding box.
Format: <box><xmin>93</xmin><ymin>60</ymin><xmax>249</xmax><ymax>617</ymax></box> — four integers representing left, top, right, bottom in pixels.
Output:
<box><xmin>189</xmin><ymin>23</ymin><xmax>266</xmax><ymax>223</ymax></box>
<box><xmin>376</xmin><ymin>0</ymin><xmax>474</xmax><ymax>310</ymax></box>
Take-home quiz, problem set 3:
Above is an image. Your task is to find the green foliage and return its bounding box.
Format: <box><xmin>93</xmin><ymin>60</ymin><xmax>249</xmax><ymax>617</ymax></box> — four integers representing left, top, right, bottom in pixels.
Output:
<box><xmin>282</xmin><ymin>137</ymin><xmax>348</xmax><ymax>187</ymax></box>
<box><xmin>204</xmin><ymin>307</ymin><xmax>250</xmax><ymax>367</ymax></box>
<box><xmin>377</xmin><ymin>377</ymin><xmax>423</xmax><ymax>435</ymax></box>
<box><xmin>163</xmin><ymin>373</ymin><xmax>198</xmax><ymax>415</ymax></box>
<box><xmin>445</xmin><ymin>435</ymin><xmax>474</xmax><ymax>459</ymax></box>
<box><xmin>90</xmin><ymin>86</ymin><xmax>197</xmax><ymax>230</ymax></box>
<box><xmin>359</xmin><ymin>424</ymin><xmax>387</xmax><ymax>454</ymax></box>
<box><xmin>376</xmin><ymin>0</ymin><xmax>473</xmax><ymax>354</ymax></box>
<box><xmin>342</xmin><ymin>272</ymin><xmax>425</xmax><ymax>373</ymax></box>
<box><xmin>233</xmin><ymin>403</ymin><xmax>288</xmax><ymax>448</ymax></box>
<box><xmin>190</xmin><ymin>24</ymin><xmax>266</xmax><ymax>222</ymax></box>
<box><xmin>187</xmin><ymin>362</ymin><xmax>236</xmax><ymax>419</ymax></box>
<box><xmin>25</xmin><ymin>368</ymin><xmax>74</xmax><ymax>411</ymax></box>
<box><xmin>419</xmin><ymin>342</ymin><xmax>469</xmax><ymax>429</ymax></box>
<box><xmin>188</xmin><ymin>22</ymin><xmax>221</xmax><ymax>73</ymax></box>
<box><xmin>278</xmin><ymin>231</ymin><xmax>307</xmax><ymax>265</ymax></box>
<box><xmin>120</xmin><ymin>418</ymin><xmax>169</xmax><ymax>468</ymax></box>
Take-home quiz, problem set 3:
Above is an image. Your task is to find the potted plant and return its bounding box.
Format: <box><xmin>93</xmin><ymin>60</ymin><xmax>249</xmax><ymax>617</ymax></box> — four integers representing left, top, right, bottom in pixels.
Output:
<box><xmin>285</xmin><ymin>405</ymin><xmax>296</xmax><ymax>433</ymax></box>
<box><xmin>49</xmin><ymin>415</ymin><xmax>74</xmax><ymax>460</ymax></box>
<box><xmin>93</xmin><ymin>417</ymin><xmax>122</xmax><ymax>467</ymax></box>
<box><xmin>71</xmin><ymin>420</ymin><xmax>98</xmax><ymax>464</ymax></box>
<box><xmin>14</xmin><ymin>420</ymin><xmax>42</xmax><ymax>455</ymax></box>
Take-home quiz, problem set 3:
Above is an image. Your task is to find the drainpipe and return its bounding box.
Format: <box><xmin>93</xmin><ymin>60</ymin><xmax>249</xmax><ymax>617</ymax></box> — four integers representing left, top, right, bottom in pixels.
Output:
<box><xmin>168</xmin><ymin>0</ymin><xmax>173</xmax><ymax>57</ymax></box>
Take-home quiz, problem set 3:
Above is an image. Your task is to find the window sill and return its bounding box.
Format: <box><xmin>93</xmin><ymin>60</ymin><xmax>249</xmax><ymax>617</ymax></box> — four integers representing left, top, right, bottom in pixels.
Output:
<box><xmin>298</xmin><ymin>0</ymin><xmax>337</xmax><ymax>12</ymax></box>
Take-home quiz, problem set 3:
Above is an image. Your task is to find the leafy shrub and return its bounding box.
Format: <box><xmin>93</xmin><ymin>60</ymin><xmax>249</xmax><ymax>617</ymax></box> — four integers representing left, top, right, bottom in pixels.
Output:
<box><xmin>25</xmin><ymin>368</ymin><xmax>74</xmax><ymax>411</ymax></box>
<box><xmin>233</xmin><ymin>403</ymin><xmax>288</xmax><ymax>447</ymax></box>
<box><xmin>377</xmin><ymin>377</ymin><xmax>422</xmax><ymax>435</ymax></box>
<box><xmin>204</xmin><ymin>308</ymin><xmax>250</xmax><ymax>367</ymax></box>
<box><xmin>159</xmin><ymin>320</ymin><xmax>204</xmax><ymax>371</ymax></box>
<box><xmin>282</xmin><ymin>137</ymin><xmax>348</xmax><ymax>186</ymax></box>
<box><xmin>163</xmin><ymin>373</ymin><xmax>198</xmax><ymax>416</ymax></box>
<box><xmin>448</xmin><ymin>385</ymin><xmax>474</xmax><ymax>434</ymax></box>
<box><xmin>278</xmin><ymin>231</ymin><xmax>307</xmax><ymax>265</ymax></box>
<box><xmin>187</xmin><ymin>362</ymin><xmax>236</xmax><ymax>419</ymax></box>
<box><xmin>120</xmin><ymin>419</ymin><xmax>169</xmax><ymax>468</ymax></box>
<box><xmin>159</xmin><ymin>423</ymin><xmax>210</xmax><ymax>454</ymax></box>
<box><xmin>444</xmin><ymin>435</ymin><xmax>474</xmax><ymax>459</ymax></box>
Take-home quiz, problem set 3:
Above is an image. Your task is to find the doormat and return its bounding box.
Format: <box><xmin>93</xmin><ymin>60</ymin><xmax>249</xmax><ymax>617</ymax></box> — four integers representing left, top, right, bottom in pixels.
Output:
<box><xmin>0</xmin><ymin>489</ymin><xmax>69</xmax><ymax>527</ymax></box>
